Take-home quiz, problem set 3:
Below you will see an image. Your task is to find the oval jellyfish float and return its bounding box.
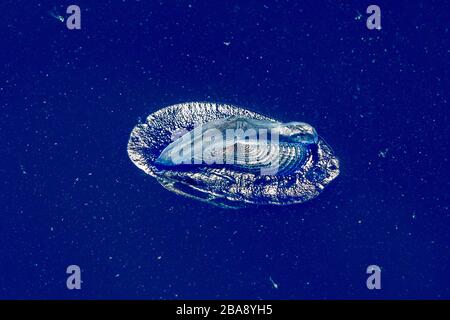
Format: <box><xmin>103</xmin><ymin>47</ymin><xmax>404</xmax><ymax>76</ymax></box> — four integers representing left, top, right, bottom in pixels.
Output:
<box><xmin>127</xmin><ymin>102</ymin><xmax>339</xmax><ymax>208</ymax></box>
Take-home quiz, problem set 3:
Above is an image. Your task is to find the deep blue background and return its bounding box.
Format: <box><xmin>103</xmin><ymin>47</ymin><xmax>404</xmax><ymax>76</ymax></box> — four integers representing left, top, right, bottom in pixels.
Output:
<box><xmin>1</xmin><ymin>0</ymin><xmax>449</xmax><ymax>299</ymax></box>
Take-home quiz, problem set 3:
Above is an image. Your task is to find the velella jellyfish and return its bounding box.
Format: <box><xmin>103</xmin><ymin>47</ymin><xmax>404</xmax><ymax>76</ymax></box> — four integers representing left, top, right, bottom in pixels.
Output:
<box><xmin>127</xmin><ymin>102</ymin><xmax>339</xmax><ymax>208</ymax></box>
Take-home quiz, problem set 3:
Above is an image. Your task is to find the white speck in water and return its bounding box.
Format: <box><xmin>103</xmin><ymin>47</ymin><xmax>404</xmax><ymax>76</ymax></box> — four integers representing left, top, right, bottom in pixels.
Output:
<box><xmin>269</xmin><ymin>276</ymin><xmax>279</xmax><ymax>289</ymax></box>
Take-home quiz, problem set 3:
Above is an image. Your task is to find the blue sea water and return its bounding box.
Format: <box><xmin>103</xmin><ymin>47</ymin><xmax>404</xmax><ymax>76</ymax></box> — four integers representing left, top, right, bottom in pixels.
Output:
<box><xmin>1</xmin><ymin>0</ymin><xmax>449</xmax><ymax>299</ymax></box>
